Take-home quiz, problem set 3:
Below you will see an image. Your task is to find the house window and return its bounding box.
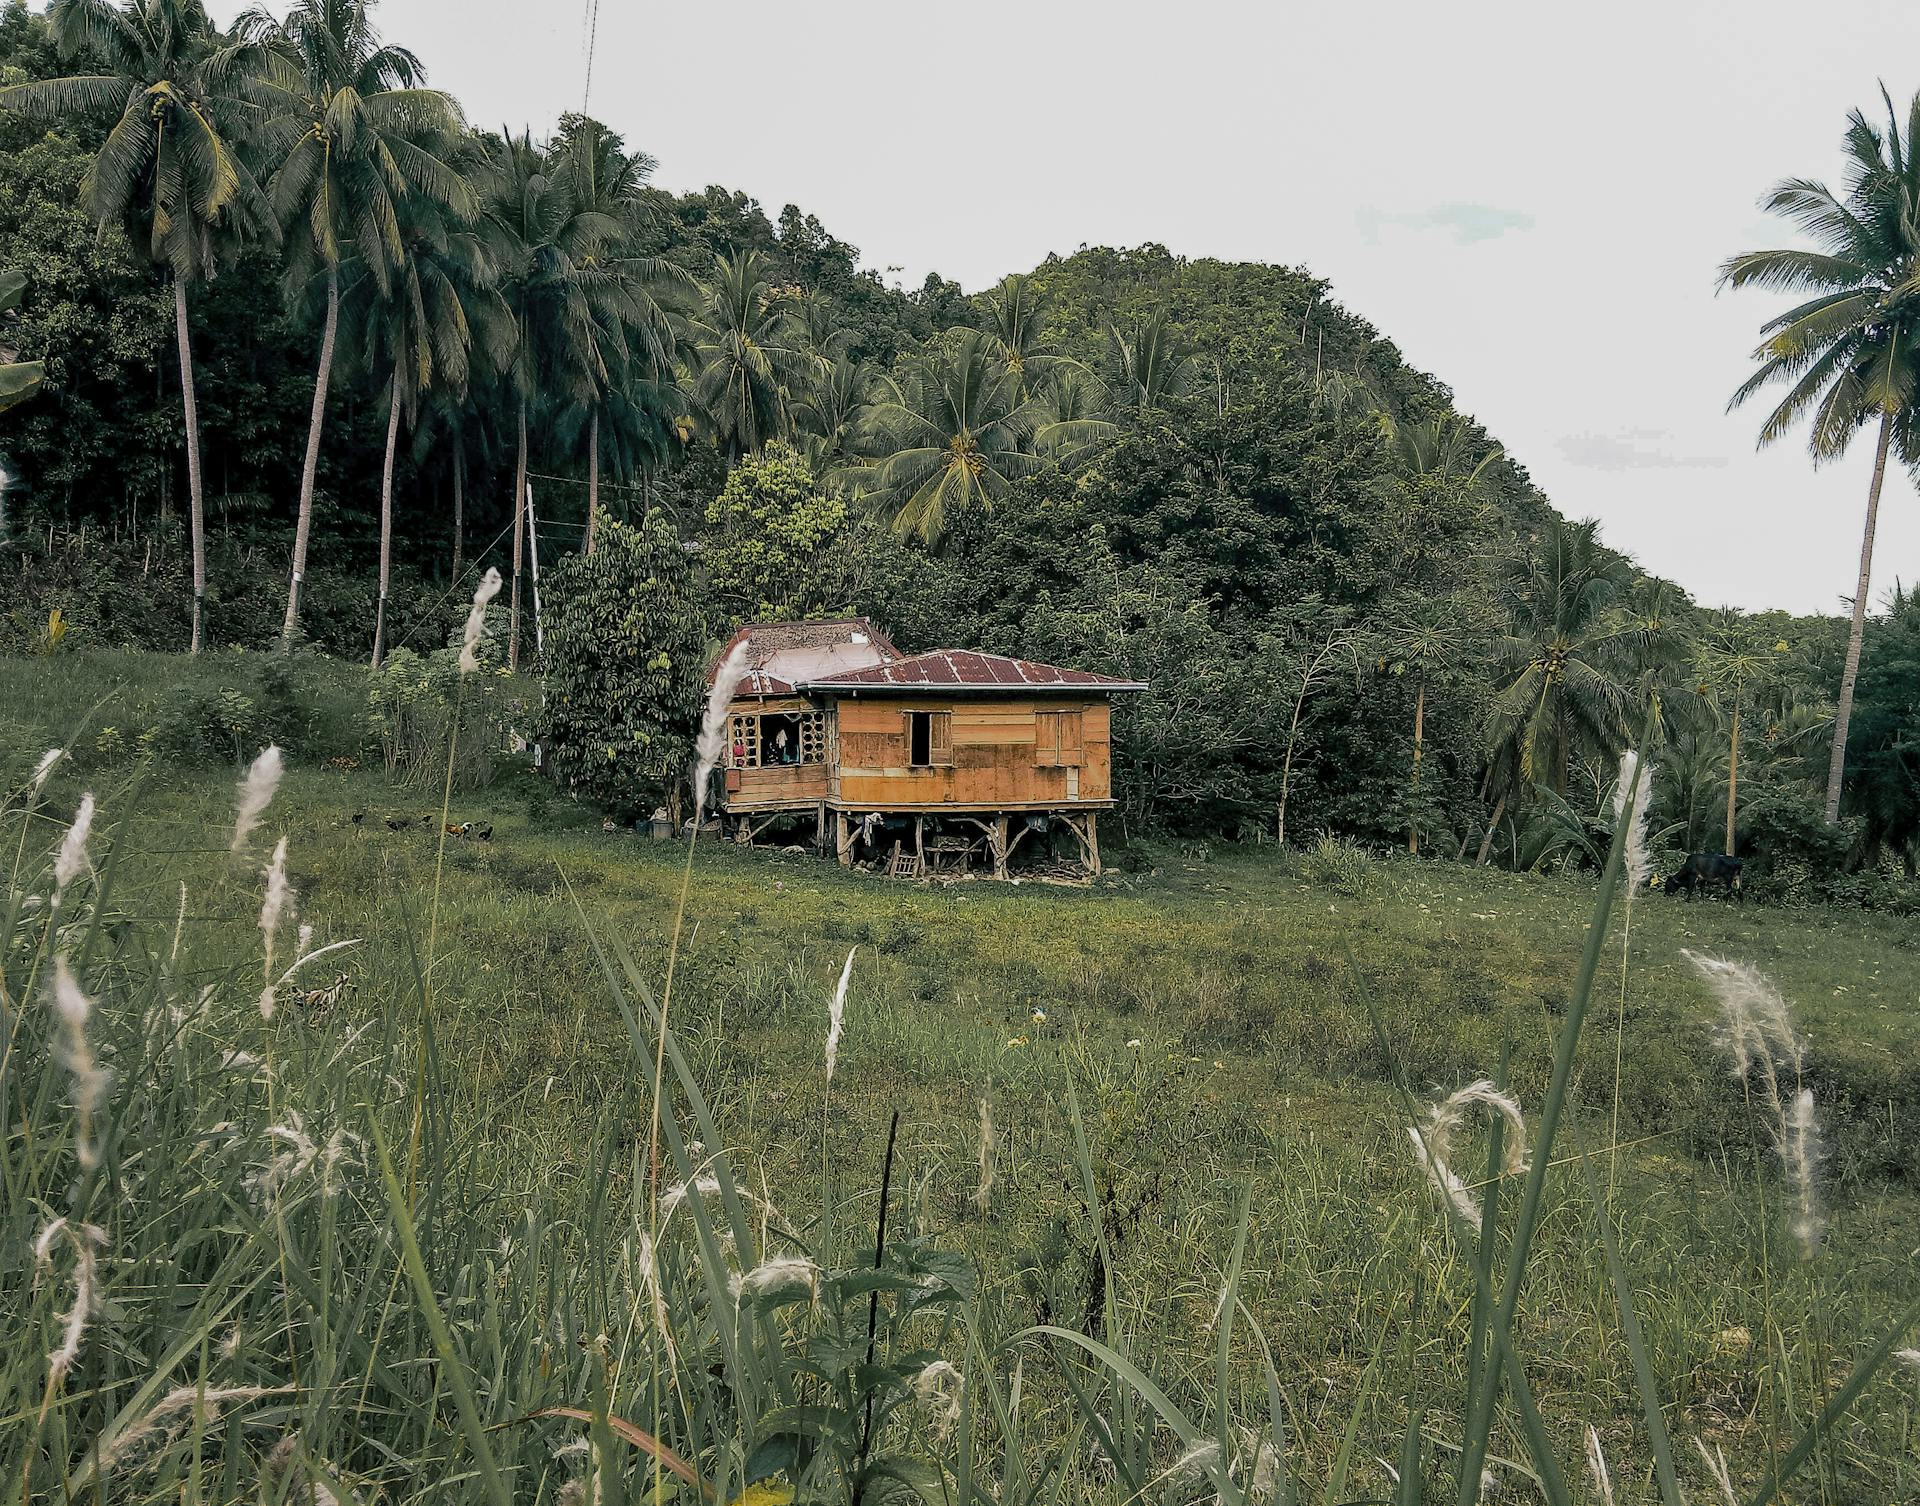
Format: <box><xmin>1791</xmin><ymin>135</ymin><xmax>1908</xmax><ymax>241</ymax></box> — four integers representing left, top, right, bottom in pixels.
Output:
<box><xmin>729</xmin><ymin>710</ymin><xmax>827</xmax><ymax>768</ymax></box>
<box><xmin>906</xmin><ymin>710</ymin><xmax>952</xmax><ymax>768</ymax></box>
<box><xmin>1035</xmin><ymin>709</ymin><xmax>1084</xmax><ymax>767</ymax></box>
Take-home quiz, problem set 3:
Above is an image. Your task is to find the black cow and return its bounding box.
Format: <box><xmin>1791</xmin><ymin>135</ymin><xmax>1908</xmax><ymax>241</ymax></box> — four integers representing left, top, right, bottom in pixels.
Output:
<box><xmin>1664</xmin><ymin>853</ymin><xmax>1744</xmax><ymax>900</ymax></box>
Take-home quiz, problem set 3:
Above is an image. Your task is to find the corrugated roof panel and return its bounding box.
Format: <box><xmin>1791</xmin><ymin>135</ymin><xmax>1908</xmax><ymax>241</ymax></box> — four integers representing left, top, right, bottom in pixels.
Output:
<box><xmin>804</xmin><ymin>649</ymin><xmax>1145</xmax><ymax>692</ymax></box>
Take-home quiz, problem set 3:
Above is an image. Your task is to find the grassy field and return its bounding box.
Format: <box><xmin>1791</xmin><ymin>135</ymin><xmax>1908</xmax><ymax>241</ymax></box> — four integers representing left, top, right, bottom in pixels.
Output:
<box><xmin>6</xmin><ymin>649</ymin><xmax>1920</xmax><ymax>1504</ymax></box>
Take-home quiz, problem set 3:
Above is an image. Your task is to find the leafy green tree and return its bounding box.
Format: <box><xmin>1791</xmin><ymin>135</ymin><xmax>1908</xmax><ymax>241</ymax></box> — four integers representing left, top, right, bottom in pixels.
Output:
<box><xmin>1723</xmin><ymin>85</ymin><xmax>1920</xmax><ymax>822</ymax></box>
<box><xmin>0</xmin><ymin>130</ymin><xmax>172</xmax><ymax>519</ymax></box>
<box><xmin>1840</xmin><ymin>584</ymin><xmax>1919</xmax><ymax>867</ymax></box>
<box><xmin>856</xmin><ymin>328</ymin><xmax>1039</xmax><ymax>541</ymax></box>
<box><xmin>241</xmin><ymin>0</ymin><xmax>473</xmax><ymax>645</ymax></box>
<box><xmin>701</xmin><ymin>441</ymin><xmax>850</xmax><ymax>622</ymax></box>
<box><xmin>688</xmin><ymin>248</ymin><xmax>807</xmax><ymax>457</ymax></box>
<box><xmin>534</xmin><ymin>511</ymin><xmax>710</xmax><ymax>819</ymax></box>
<box><xmin>0</xmin><ymin>0</ymin><xmax>270</xmax><ymax>651</ymax></box>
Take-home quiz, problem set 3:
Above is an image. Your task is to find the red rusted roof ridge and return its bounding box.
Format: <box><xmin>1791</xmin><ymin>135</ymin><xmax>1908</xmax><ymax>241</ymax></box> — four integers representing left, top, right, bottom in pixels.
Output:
<box><xmin>805</xmin><ymin>649</ymin><xmax>1147</xmax><ymax>692</ymax></box>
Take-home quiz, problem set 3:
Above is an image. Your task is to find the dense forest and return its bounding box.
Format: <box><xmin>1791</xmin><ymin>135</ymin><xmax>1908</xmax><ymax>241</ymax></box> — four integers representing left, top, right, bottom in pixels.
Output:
<box><xmin>0</xmin><ymin>0</ymin><xmax>1914</xmax><ymax>900</ymax></box>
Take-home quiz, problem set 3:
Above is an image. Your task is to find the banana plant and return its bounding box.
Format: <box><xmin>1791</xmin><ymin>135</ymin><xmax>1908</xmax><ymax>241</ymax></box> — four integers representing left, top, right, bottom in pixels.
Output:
<box><xmin>0</xmin><ymin>269</ymin><xmax>45</xmax><ymax>416</ymax></box>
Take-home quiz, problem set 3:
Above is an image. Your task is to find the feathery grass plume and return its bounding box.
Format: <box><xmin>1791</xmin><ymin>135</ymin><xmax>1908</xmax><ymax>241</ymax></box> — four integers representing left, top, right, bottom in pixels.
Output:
<box><xmin>1406</xmin><ymin>1078</ymin><xmax>1528</xmax><ymax>1224</ymax></box>
<box><xmin>50</xmin><ymin>957</ymin><xmax>108</xmax><ymax>1168</ymax></box>
<box><xmin>1684</xmin><ymin>950</ymin><xmax>1805</xmax><ymax>1079</ymax></box>
<box><xmin>29</xmin><ymin>745</ymin><xmax>62</xmax><ymax>798</ymax></box>
<box><xmin>734</xmin><ymin>1254</ymin><xmax>821</xmax><ymax>1304</ymax></box>
<box><xmin>692</xmin><ymin>641</ymin><xmax>753</xmax><ymax>820</ymax></box>
<box><xmin>913</xmin><ymin>1359</ymin><xmax>966</xmax><ymax>1442</ymax></box>
<box><xmin>1692</xmin><ymin>1439</ymin><xmax>1738</xmax><ymax>1505</ymax></box>
<box><xmin>1610</xmin><ymin>748</ymin><xmax>1656</xmax><ymax>894</ymax></box>
<box><xmin>825</xmin><ymin>945</ymin><xmax>855</xmax><ymax>1086</ymax></box>
<box><xmin>53</xmin><ymin>791</ymin><xmax>95</xmax><ymax>900</ymax></box>
<box><xmin>1782</xmin><ymin>1086</ymin><xmax>1826</xmax><ymax>1258</ymax></box>
<box><xmin>244</xmin><ymin>1113</ymin><xmax>357</xmax><ymax>1205</ymax></box>
<box><xmin>257</xmin><ymin>837</ymin><xmax>293</xmax><ymax>1019</ymax></box>
<box><xmin>1684</xmin><ymin>950</ymin><xmax>1822</xmax><ymax>1257</ymax></box>
<box><xmin>92</xmin><ymin>1385</ymin><xmax>282</xmax><ymax>1478</ymax></box>
<box><xmin>229</xmin><ymin>745</ymin><xmax>283</xmax><ymax>855</ymax></box>
<box><xmin>33</xmin><ymin>1217</ymin><xmax>107</xmax><ymax>1384</ymax></box>
<box><xmin>974</xmin><ymin>1095</ymin><xmax>996</xmax><ymax>1215</ymax></box>
<box><xmin>1584</xmin><ymin>1426</ymin><xmax>1615</xmax><ymax>1506</ymax></box>
<box><xmin>660</xmin><ymin>1173</ymin><xmax>722</xmax><ymax>1220</ymax></box>
<box><xmin>459</xmin><ymin>566</ymin><xmax>504</xmax><ymax>673</ymax></box>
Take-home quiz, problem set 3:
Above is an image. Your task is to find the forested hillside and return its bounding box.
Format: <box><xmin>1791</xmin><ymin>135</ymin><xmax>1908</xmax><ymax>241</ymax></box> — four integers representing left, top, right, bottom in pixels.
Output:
<box><xmin>1</xmin><ymin>0</ymin><xmax>1913</xmax><ymax>893</ymax></box>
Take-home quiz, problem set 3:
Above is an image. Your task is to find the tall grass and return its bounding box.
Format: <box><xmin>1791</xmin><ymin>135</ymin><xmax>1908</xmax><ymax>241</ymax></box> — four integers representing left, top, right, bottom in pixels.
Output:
<box><xmin>4</xmin><ymin>714</ymin><xmax>1917</xmax><ymax>1505</ymax></box>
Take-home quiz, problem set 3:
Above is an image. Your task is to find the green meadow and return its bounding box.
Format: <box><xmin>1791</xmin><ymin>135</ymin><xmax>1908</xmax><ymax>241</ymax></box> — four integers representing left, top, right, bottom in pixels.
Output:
<box><xmin>5</xmin><ymin>649</ymin><xmax>1920</xmax><ymax>1503</ymax></box>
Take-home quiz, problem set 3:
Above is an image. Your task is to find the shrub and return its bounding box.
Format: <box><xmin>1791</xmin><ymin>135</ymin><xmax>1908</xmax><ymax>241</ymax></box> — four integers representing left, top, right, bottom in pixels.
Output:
<box><xmin>1295</xmin><ymin>831</ymin><xmax>1379</xmax><ymax>895</ymax></box>
<box><xmin>366</xmin><ymin>615</ymin><xmax>516</xmax><ymax>789</ymax></box>
<box><xmin>534</xmin><ymin>513</ymin><xmax>711</xmax><ymax>820</ymax></box>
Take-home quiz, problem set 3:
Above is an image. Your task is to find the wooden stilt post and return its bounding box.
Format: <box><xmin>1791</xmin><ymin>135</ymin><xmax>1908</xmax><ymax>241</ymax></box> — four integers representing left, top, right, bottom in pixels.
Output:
<box><xmin>992</xmin><ymin>814</ymin><xmax>1009</xmax><ymax>880</ymax></box>
<box><xmin>914</xmin><ymin>816</ymin><xmax>925</xmax><ymax>877</ymax></box>
<box><xmin>836</xmin><ymin>809</ymin><xmax>852</xmax><ymax>867</ymax></box>
<box><xmin>1086</xmin><ymin>812</ymin><xmax>1101</xmax><ymax>876</ymax></box>
<box><xmin>816</xmin><ymin>800</ymin><xmax>827</xmax><ymax>853</ymax></box>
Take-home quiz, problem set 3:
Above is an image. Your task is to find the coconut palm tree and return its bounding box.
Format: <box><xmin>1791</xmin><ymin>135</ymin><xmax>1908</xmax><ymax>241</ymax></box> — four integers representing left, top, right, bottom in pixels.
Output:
<box><xmin>482</xmin><ymin>125</ymin><xmax>672</xmax><ymax>659</ymax></box>
<box><xmin>689</xmin><ymin>249</ymin><xmax>808</xmax><ymax>458</ymax></box>
<box><xmin>240</xmin><ymin>0</ymin><xmax>473</xmax><ymax>647</ymax></box>
<box><xmin>1484</xmin><ymin>519</ymin><xmax>1633</xmax><ymax>798</ymax></box>
<box><xmin>1029</xmin><ymin>365</ymin><xmax>1116</xmax><ymax>471</ymax></box>
<box><xmin>1386</xmin><ymin>595</ymin><xmax>1478</xmax><ymax>854</ymax></box>
<box><xmin>0</xmin><ymin>0</ymin><xmax>272</xmax><ymax>652</ymax></box>
<box><xmin>854</xmin><ymin>328</ymin><xmax>1040</xmax><ymax>541</ymax></box>
<box><xmin>546</xmin><ymin>114</ymin><xmax>687</xmax><ymax>554</ymax></box>
<box><xmin>793</xmin><ymin>350</ymin><xmax>876</xmax><ymax>473</ymax></box>
<box><xmin>1107</xmin><ymin>311</ymin><xmax>1199</xmax><ymax>411</ymax></box>
<box><xmin>1722</xmin><ymin>85</ymin><xmax>1920</xmax><ymax>822</ymax></box>
<box><xmin>342</xmin><ymin>193</ymin><xmax>511</xmax><ymax>665</ymax></box>
<box><xmin>1692</xmin><ymin>613</ymin><xmax>1783</xmax><ymax>857</ymax></box>
<box><xmin>976</xmin><ymin>272</ymin><xmax>1067</xmax><ymax>393</ymax></box>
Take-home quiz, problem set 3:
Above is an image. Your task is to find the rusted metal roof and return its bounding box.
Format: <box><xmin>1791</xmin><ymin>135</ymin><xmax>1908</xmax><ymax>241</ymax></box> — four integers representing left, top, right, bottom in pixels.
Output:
<box><xmin>710</xmin><ymin>618</ymin><xmax>900</xmax><ymax>697</ymax></box>
<box><xmin>805</xmin><ymin>649</ymin><xmax>1147</xmax><ymax>693</ymax></box>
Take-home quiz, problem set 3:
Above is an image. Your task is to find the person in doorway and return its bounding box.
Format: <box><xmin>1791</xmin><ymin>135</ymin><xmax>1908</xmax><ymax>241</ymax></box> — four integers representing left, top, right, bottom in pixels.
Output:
<box><xmin>772</xmin><ymin>727</ymin><xmax>792</xmax><ymax>765</ymax></box>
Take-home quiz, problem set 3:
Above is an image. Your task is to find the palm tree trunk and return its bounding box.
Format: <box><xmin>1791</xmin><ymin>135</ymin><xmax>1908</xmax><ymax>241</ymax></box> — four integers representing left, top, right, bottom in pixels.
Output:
<box><xmin>1824</xmin><ymin>409</ymin><xmax>1892</xmax><ymax>823</ymax></box>
<box><xmin>371</xmin><ymin>378</ymin><xmax>400</xmax><ymax>669</ymax></box>
<box><xmin>451</xmin><ymin>446</ymin><xmax>465</xmax><ymax>582</ymax></box>
<box><xmin>174</xmin><ymin>277</ymin><xmax>208</xmax><ymax>655</ymax></box>
<box><xmin>585</xmin><ymin>408</ymin><xmax>600</xmax><ymax>555</ymax></box>
<box><xmin>1724</xmin><ymin>700</ymin><xmax>1741</xmax><ymax>857</ymax></box>
<box><xmin>1475</xmin><ymin>790</ymin><xmax>1508</xmax><ymax>865</ymax></box>
<box><xmin>1407</xmin><ymin>680</ymin><xmax>1426</xmax><ymax>855</ymax></box>
<box><xmin>509</xmin><ymin>393</ymin><xmax>527</xmax><ymax>671</ymax></box>
<box><xmin>281</xmin><ymin>266</ymin><xmax>339</xmax><ymax>648</ymax></box>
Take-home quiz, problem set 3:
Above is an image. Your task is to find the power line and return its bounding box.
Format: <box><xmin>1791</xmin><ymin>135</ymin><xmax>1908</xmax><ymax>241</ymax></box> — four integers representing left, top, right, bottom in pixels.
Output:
<box><xmin>582</xmin><ymin>0</ymin><xmax>602</xmax><ymax>110</ymax></box>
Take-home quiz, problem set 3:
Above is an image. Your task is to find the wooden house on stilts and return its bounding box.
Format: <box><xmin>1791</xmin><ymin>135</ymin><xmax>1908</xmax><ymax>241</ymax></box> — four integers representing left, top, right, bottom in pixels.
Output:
<box><xmin>708</xmin><ymin>620</ymin><xmax>1145</xmax><ymax>878</ymax></box>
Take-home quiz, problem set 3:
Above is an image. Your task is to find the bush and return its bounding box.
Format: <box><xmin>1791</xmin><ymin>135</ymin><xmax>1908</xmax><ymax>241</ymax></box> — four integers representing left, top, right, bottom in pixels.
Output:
<box><xmin>1295</xmin><ymin>832</ymin><xmax>1380</xmax><ymax>896</ymax></box>
<box><xmin>366</xmin><ymin>615</ymin><xmax>523</xmax><ymax>790</ymax></box>
<box><xmin>534</xmin><ymin>513</ymin><xmax>711</xmax><ymax>820</ymax></box>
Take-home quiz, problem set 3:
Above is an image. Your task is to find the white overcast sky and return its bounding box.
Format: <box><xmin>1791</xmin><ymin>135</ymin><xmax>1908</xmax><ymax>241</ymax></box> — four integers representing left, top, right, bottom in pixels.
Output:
<box><xmin>210</xmin><ymin>0</ymin><xmax>1920</xmax><ymax>617</ymax></box>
